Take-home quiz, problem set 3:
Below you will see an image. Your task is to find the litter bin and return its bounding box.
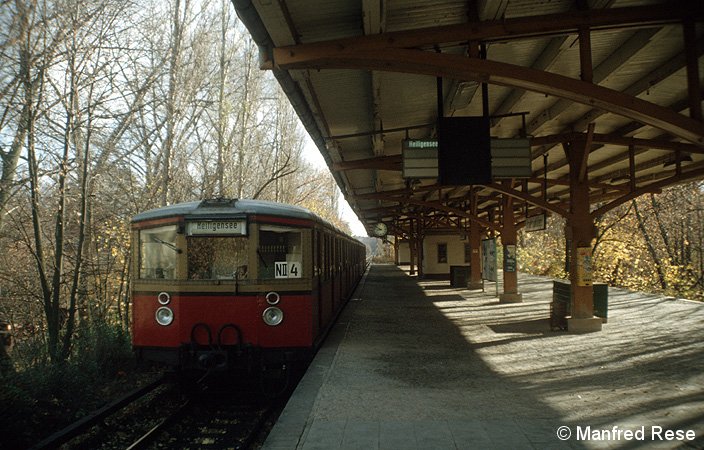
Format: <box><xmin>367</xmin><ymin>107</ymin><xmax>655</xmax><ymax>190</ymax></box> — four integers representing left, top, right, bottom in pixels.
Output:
<box><xmin>593</xmin><ymin>283</ymin><xmax>608</xmax><ymax>323</ymax></box>
<box><xmin>551</xmin><ymin>280</ymin><xmax>609</xmax><ymax>329</ymax></box>
<box><xmin>551</xmin><ymin>280</ymin><xmax>571</xmax><ymax>330</ymax></box>
<box><xmin>450</xmin><ymin>265</ymin><xmax>470</xmax><ymax>288</ymax></box>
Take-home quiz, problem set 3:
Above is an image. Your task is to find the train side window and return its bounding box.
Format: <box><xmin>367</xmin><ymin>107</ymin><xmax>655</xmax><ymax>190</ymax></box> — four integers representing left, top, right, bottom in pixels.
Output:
<box><xmin>322</xmin><ymin>233</ymin><xmax>328</xmax><ymax>280</ymax></box>
<box><xmin>315</xmin><ymin>230</ymin><xmax>321</xmax><ymax>278</ymax></box>
<box><xmin>325</xmin><ymin>234</ymin><xmax>331</xmax><ymax>279</ymax></box>
<box><xmin>139</xmin><ymin>225</ymin><xmax>178</xmax><ymax>279</ymax></box>
<box><xmin>187</xmin><ymin>237</ymin><xmax>249</xmax><ymax>280</ymax></box>
<box><xmin>258</xmin><ymin>225</ymin><xmax>303</xmax><ymax>279</ymax></box>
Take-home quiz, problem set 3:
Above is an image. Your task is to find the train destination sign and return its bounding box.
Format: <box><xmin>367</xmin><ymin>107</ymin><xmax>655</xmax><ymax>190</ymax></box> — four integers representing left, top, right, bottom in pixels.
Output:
<box><xmin>186</xmin><ymin>220</ymin><xmax>247</xmax><ymax>236</ymax></box>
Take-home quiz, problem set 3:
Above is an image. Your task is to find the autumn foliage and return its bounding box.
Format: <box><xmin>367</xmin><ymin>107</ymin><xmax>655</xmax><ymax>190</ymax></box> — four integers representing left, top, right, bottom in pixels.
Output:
<box><xmin>519</xmin><ymin>182</ymin><xmax>704</xmax><ymax>301</ymax></box>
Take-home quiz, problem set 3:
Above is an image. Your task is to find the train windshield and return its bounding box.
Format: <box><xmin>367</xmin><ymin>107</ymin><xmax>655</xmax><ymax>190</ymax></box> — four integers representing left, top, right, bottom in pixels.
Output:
<box><xmin>258</xmin><ymin>225</ymin><xmax>303</xmax><ymax>279</ymax></box>
<box><xmin>187</xmin><ymin>237</ymin><xmax>249</xmax><ymax>280</ymax></box>
<box><xmin>139</xmin><ymin>225</ymin><xmax>178</xmax><ymax>279</ymax></box>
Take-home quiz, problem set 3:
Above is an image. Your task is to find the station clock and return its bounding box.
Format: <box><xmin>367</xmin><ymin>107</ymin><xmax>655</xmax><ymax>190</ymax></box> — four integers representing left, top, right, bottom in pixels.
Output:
<box><xmin>373</xmin><ymin>222</ymin><xmax>387</xmax><ymax>237</ymax></box>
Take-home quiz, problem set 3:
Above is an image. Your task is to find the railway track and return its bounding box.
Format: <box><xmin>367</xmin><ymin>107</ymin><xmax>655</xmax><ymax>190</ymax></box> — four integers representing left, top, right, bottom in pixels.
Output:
<box><xmin>130</xmin><ymin>388</ymin><xmax>282</xmax><ymax>450</ymax></box>
<box><xmin>27</xmin><ymin>369</ymin><xmax>296</xmax><ymax>450</ymax></box>
<box><xmin>28</xmin><ymin>374</ymin><xmax>174</xmax><ymax>450</ymax></box>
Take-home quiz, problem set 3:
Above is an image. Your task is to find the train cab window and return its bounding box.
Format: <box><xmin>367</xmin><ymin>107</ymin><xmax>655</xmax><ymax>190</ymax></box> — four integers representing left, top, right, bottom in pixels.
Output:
<box><xmin>139</xmin><ymin>225</ymin><xmax>179</xmax><ymax>279</ymax></box>
<box><xmin>258</xmin><ymin>225</ymin><xmax>303</xmax><ymax>279</ymax></box>
<box><xmin>187</xmin><ymin>237</ymin><xmax>249</xmax><ymax>280</ymax></box>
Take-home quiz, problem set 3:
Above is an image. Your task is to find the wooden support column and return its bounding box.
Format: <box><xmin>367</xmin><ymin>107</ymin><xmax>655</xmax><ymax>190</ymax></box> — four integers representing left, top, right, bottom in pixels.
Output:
<box><xmin>684</xmin><ymin>18</ymin><xmax>703</xmax><ymax>122</ymax></box>
<box><xmin>409</xmin><ymin>219</ymin><xmax>416</xmax><ymax>275</ymax></box>
<box><xmin>468</xmin><ymin>193</ymin><xmax>483</xmax><ymax>289</ymax></box>
<box><xmin>578</xmin><ymin>25</ymin><xmax>593</xmax><ymax>83</ymax></box>
<box><xmin>468</xmin><ymin>219</ymin><xmax>483</xmax><ymax>289</ymax></box>
<box><xmin>416</xmin><ymin>218</ymin><xmax>424</xmax><ymax>278</ymax></box>
<box><xmin>499</xmin><ymin>182</ymin><xmax>522</xmax><ymax>303</ymax></box>
<box><xmin>393</xmin><ymin>235</ymin><xmax>399</xmax><ymax>265</ymax></box>
<box><xmin>564</xmin><ymin>139</ymin><xmax>602</xmax><ymax>332</ymax></box>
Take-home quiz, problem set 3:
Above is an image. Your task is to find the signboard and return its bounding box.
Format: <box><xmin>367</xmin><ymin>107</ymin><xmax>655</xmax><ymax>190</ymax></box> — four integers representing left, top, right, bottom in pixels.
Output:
<box><xmin>481</xmin><ymin>238</ymin><xmax>498</xmax><ymax>282</ymax></box>
<box><xmin>402</xmin><ymin>139</ymin><xmax>438</xmax><ymax>179</ymax></box>
<box><xmin>401</xmin><ymin>137</ymin><xmax>532</xmax><ymax>180</ymax></box>
<box><xmin>403</xmin><ymin>139</ymin><xmax>437</xmax><ymax>150</ymax></box>
<box><xmin>504</xmin><ymin>244</ymin><xmax>517</xmax><ymax>272</ymax></box>
<box><xmin>576</xmin><ymin>247</ymin><xmax>592</xmax><ymax>286</ymax></box>
<box><xmin>438</xmin><ymin>116</ymin><xmax>491</xmax><ymax>185</ymax></box>
<box><xmin>186</xmin><ymin>220</ymin><xmax>246</xmax><ymax>236</ymax></box>
<box><xmin>275</xmin><ymin>261</ymin><xmax>301</xmax><ymax>279</ymax></box>
<box><xmin>525</xmin><ymin>213</ymin><xmax>547</xmax><ymax>232</ymax></box>
<box><xmin>491</xmin><ymin>138</ymin><xmax>532</xmax><ymax>178</ymax></box>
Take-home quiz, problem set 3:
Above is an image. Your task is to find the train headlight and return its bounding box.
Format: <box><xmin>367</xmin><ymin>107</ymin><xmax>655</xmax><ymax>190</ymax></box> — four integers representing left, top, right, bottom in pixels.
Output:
<box><xmin>262</xmin><ymin>307</ymin><xmax>283</xmax><ymax>326</ymax></box>
<box><xmin>155</xmin><ymin>306</ymin><xmax>174</xmax><ymax>326</ymax></box>
<box><xmin>157</xmin><ymin>292</ymin><xmax>171</xmax><ymax>305</ymax></box>
<box><xmin>265</xmin><ymin>291</ymin><xmax>280</xmax><ymax>305</ymax></box>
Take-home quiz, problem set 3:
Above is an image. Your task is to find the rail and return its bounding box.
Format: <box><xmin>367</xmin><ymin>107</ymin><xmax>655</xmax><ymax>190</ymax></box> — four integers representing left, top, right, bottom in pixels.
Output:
<box><xmin>28</xmin><ymin>375</ymin><xmax>169</xmax><ymax>450</ymax></box>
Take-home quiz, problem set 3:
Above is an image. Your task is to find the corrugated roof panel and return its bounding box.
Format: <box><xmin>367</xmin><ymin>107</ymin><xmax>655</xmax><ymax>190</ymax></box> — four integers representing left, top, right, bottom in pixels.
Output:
<box><xmin>639</xmin><ymin>67</ymin><xmax>689</xmax><ymax>107</ymax></box>
<box><xmin>287</xmin><ymin>0</ymin><xmax>362</xmax><ymax>42</ymax></box>
<box><xmin>504</xmin><ymin>0</ymin><xmax>573</xmax><ymax>18</ymax></box>
<box><xmin>307</xmin><ymin>69</ymin><xmax>373</xmax><ymax>137</ymax></box>
<box><xmin>552</xmin><ymin>103</ymin><xmax>594</xmax><ymax>131</ymax></box>
<box><xmin>544</xmin><ymin>38</ymin><xmax>581</xmax><ymax>79</ymax></box>
<box><xmin>386</xmin><ymin>0</ymin><xmax>470</xmax><ymax>32</ymax></box>
<box><xmin>488</xmin><ymin>37</ymin><xmax>555</xmax><ymax>70</ymax></box>
<box><xmin>379</xmin><ymin>72</ymin><xmax>437</xmax><ymax>130</ymax></box>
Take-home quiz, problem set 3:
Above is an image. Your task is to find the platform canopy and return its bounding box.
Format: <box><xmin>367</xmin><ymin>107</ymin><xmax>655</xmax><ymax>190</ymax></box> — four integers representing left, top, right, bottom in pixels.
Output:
<box><xmin>232</xmin><ymin>0</ymin><xmax>704</xmax><ymax>238</ymax></box>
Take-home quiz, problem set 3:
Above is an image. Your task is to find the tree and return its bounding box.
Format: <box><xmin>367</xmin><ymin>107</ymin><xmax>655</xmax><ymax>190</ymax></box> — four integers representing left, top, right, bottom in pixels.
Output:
<box><xmin>0</xmin><ymin>0</ymin><xmax>354</xmax><ymax>369</ymax></box>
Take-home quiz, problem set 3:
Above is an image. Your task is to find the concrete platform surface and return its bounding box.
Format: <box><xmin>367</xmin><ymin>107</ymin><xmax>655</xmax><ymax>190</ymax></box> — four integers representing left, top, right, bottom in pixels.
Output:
<box><xmin>263</xmin><ymin>264</ymin><xmax>704</xmax><ymax>449</ymax></box>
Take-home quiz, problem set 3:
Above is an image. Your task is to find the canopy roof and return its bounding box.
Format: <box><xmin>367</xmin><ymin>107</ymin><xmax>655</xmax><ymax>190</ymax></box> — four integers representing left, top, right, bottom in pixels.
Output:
<box><xmin>232</xmin><ymin>0</ymin><xmax>704</xmax><ymax>237</ymax></box>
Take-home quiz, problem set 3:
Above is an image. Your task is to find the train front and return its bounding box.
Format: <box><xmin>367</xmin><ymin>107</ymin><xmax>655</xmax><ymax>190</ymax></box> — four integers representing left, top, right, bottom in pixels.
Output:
<box><xmin>130</xmin><ymin>199</ymin><xmax>315</xmax><ymax>373</ymax></box>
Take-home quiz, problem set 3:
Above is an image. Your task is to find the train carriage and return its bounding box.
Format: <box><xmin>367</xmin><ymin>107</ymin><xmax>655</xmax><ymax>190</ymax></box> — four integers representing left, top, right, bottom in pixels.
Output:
<box><xmin>131</xmin><ymin>198</ymin><xmax>366</xmax><ymax>373</ymax></box>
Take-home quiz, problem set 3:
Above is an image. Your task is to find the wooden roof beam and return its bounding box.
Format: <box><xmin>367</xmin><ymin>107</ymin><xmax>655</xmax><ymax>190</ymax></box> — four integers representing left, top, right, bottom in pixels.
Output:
<box><xmin>531</xmin><ymin>133</ymin><xmax>704</xmax><ymax>156</ymax></box>
<box><xmin>272</xmin><ymin>48</ymin><xmax>704</xmax><ymax>146</ymax></box>
<box><xmin>332</xmin><ymin>155</ymin><xmax>402</xmax><ymax>171</ymax></box>
<box><xmin>592</xmin><ymin>163</ymin><xmax>704</xmax><ymax>217</ymax></box>
<box><xmin>265</xmin><ymin>3</ymin><xmax>701</xmax><ymax>57</ymax></box>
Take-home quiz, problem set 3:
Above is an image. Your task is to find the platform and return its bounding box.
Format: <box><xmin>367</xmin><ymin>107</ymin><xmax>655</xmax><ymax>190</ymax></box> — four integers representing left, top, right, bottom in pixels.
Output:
<box><xmin>263</xmin><ymin>264</ymin><xmax>704</xmax><ymax>449</ymax></box>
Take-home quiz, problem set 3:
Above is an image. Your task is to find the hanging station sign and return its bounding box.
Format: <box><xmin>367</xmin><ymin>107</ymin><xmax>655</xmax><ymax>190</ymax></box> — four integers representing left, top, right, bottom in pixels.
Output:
<box><xmin>402</xmin><ymin>139</ymin><xmax>439</xmax><ymax>179</ymax></box>
<box><xmin>491</xmin><ymin>138</ymin><xmax>532</xmax><ymax>178</ymax></box>
<box><xmin>525</xmin><ymin>213</ymin><xmax>547</xmax><ymax>232</ymax></box>
<box><xmin>401</xmin><ymin>137</ymin><xmax>532</xmax><ymax>180</ymax></box>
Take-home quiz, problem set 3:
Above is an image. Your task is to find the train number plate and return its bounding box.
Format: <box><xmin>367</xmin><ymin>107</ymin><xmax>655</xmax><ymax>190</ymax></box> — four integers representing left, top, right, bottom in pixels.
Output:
<box><xmin>275</xmin><ymin>261</ymin><xmax>301</xmax><ymax>279</ymax></box>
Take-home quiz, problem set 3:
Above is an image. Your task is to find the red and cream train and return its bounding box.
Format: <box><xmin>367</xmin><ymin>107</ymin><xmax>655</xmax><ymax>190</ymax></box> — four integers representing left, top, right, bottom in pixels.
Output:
<box><xmin>130</xmin><ymin>198</ymin><xmax>366</xmax><ymax>373</ymax></box>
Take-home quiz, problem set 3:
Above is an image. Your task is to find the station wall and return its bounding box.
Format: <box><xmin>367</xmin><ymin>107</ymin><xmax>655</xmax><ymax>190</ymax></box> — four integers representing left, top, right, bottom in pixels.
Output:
<box><xmin>422</xmin><ymin>233</ymin><xmax>468</xmax><ymax>278</ymax></box>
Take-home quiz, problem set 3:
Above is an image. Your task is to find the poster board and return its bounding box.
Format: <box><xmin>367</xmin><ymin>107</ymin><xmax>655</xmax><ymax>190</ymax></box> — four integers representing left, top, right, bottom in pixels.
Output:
<box><xmin>504</xmin><ymin>244</ymin><xmax>516</xmax><ymax>272</ymax></box>
<box><xmin>481</xmin><ymin>238</ymin><xmax>497</xmax><ymax>282</ymax></box>
<box><xmin>576</xmin><ymin>247</ymin><xmax>593</xmax><ymax>286</ymax></box>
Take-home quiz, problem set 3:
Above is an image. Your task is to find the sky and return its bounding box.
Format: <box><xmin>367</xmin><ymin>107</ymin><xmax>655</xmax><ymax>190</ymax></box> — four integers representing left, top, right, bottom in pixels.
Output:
<box><xmin>302</xmin><ymin>137</ymin><xmax>368</xmax><ymax>236</ymax></box>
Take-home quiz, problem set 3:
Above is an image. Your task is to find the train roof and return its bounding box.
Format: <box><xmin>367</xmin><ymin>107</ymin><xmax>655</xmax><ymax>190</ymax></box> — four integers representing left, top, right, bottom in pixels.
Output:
<box><xmin>132</xmin><ymin>199</ymin><xmax>319</xmax><ymax>223</ymax></box>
